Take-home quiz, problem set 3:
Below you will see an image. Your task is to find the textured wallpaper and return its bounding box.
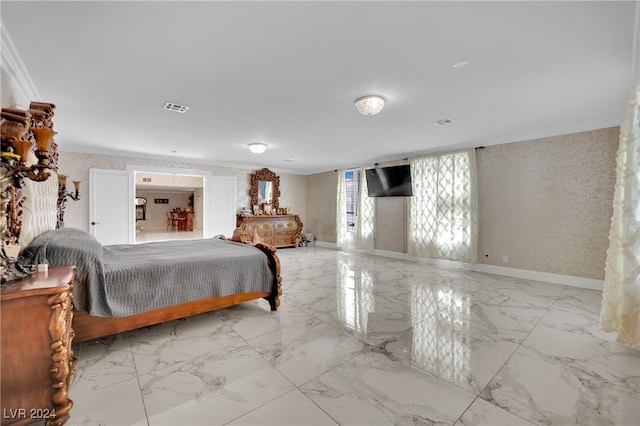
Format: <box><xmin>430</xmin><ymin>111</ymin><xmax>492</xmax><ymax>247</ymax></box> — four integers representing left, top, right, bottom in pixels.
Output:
<box><xmin>476</xmin><ymin>127</ymin><xmax>618</xmax><ymax>279</ymax></box>
<box><xmin>305</xmin><ymin>127</ymin><xmax>618</xmax><ymax>280</ymax></box>
<box><xmin>305</xmin><ymin>171</ymin><xmax>337</xmax><ymax>243</ymax></box>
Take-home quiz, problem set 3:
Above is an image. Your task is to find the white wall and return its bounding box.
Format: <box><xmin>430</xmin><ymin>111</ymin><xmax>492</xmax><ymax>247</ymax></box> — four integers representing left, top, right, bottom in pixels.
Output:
<box><xmin>57</xmin><ymin>151</ymin><xmax>308</xmax><ymax>234</ymax></box>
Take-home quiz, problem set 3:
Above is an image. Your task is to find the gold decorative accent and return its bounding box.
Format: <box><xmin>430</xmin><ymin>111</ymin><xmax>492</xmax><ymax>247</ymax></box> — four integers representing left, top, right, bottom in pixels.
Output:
<box><xmin>47</xmin><ymin>287</ymin><xmax>76</xmax><ymax>425</ymax></box>
<box><xmin>249</xmin><ymin>168</ymin><xmax>280</xmax><ymax>211</ymax></box>
<box><xmin>56</xmin><ymin>174</ymin><xmax>81</xmax><ymax>228</ymax></box>
<box><xmin>1</xmin><ymin>104</ymin><xmax>57</xmax><ymax>284</ymax></box>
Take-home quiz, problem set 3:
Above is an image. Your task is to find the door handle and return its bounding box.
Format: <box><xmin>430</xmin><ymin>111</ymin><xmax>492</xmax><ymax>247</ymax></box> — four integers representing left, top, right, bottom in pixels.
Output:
<box><xmin>91</xmin><ymin>221</ymin><xmax>100</xmax><ymax>226</ymax></box>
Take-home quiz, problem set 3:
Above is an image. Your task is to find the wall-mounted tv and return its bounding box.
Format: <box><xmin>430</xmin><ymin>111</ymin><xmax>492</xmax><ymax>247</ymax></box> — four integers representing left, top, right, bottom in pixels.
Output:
<box><xmin>365</xmin><ymin>164</ymin><xmax>413</xmax><ymax>197</ymax></box>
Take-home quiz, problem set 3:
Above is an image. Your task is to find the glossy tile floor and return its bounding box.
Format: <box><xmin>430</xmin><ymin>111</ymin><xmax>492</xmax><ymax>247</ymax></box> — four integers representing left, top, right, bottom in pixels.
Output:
<box><xmin>68</xmin><ymin>246</ymin><xmax>640</xmax><ymax>425</ymax></box>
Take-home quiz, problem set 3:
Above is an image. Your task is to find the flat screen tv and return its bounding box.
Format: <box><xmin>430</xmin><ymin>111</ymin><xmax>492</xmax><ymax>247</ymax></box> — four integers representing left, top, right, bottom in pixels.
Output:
<box><xmin>365</xmin><ymin>165</ymin><xmax>413</xmax><ymax>197</ymax></box>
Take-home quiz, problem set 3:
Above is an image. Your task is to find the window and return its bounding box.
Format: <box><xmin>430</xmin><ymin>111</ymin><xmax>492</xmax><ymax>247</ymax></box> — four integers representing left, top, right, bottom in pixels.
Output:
<box><xmin>345</xmin><ymin>169</ymin><xmax>360</xmax><ymax>233</ymax></box>
<box><xmin>337</xmin><ymin>168</ymin><xmax>374</xmax><ymax>250</ymax></box>
<box><xmin>408</xmin><ymin>150</ymin><xmax>477</xmax><ymax>262</ymax></box>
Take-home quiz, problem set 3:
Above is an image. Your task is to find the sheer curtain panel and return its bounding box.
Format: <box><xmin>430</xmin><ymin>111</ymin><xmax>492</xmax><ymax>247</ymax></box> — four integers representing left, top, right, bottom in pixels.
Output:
<box><xmin>408</xmin><ymin>150</ymin><xmax>478</xmax><ymax>263</ymax></box>
<box><xmin>600</xmin><ymin>73</ymin><xmax>640</xmax><ymax>349</ymax></box>
<box><xmin>356</xmin><ymin>167</ymin><xmax>375</xmax><ymax>250</ymax></box>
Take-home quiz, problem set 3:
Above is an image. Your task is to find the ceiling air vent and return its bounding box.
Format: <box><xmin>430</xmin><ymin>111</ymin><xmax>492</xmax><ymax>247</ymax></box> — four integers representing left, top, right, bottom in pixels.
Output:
<box><xmin>432</xmin><ymin>118</ymin><xmax>456</xmax><ymax>127</ymax></box>
<box><xmin>163</xmin><ymin>102</ymin><xmax>190</xmax><ymax>114</ymax></box>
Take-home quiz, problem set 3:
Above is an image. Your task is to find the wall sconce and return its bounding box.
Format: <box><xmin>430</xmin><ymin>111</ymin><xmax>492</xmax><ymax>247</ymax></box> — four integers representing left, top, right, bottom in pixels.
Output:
<box><xmin>57</xmin><ymin>174</ymin><xmax>80</xmax><ymax>228</ymax></box>
<box><xmin>1</xmin><ymin>110</ymin><xmax>55</xmax><ymax>283</ymax></box>
<box><xmin>2</xmin><ymin>135</ymin><xmax>52</xmax><ymax>182</ymax></box>
<box><xmin>0</xmin><ymin>136</ymin><xmax>52</xmax><ymax>283</ymax></box>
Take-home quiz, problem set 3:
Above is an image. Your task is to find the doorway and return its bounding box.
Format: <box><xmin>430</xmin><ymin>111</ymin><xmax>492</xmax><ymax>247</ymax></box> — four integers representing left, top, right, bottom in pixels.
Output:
<box><xmin>134</xmin><ymin>171</ymin><xmax>204</xmax><ymax>243</ymax></box>
<box><xmin>90</xmin><ymin>166</ymin><xmax>236</xmax><ymax>245</ymax></box>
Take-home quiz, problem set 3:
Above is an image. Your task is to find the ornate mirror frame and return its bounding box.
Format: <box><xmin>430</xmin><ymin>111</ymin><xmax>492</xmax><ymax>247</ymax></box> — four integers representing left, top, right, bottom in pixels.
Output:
<box><xmin>250</xmin><ymin>168</ymin><xmax>280</xmax><ymax>210</ymax></box>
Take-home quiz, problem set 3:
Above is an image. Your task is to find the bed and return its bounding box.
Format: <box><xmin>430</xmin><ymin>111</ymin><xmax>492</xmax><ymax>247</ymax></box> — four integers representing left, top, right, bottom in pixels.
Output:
<box><xmin>19</xmin><ymin>227</ymin><xmax>282</xmax><ymax>342</ymax></box>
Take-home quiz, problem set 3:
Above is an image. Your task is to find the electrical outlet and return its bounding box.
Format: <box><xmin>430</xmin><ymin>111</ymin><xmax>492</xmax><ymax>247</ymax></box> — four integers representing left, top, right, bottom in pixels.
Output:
<box><xmin>502</xmin><ymin>255</ymin><xmax>509</xmax><ymax>264</ymax></box>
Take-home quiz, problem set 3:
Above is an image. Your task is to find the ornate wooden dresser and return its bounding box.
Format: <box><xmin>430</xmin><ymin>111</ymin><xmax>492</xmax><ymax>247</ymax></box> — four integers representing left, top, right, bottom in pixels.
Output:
<box><xmin>236</xmin><ymin>214</ymin><xmax>303</xmax><ymax>248</ymax></box>
<box><xmin>1</xmin><ymin>266</ymin><xmax>76</xmax><ymax>426</ymax></box>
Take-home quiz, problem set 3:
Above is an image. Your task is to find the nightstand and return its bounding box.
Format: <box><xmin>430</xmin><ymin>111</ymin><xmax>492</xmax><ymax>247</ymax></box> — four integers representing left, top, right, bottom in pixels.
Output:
<box><xmin>1</xmin><ymin>266</ymin><xmax>77</xmax><ymax>426</ymax></box>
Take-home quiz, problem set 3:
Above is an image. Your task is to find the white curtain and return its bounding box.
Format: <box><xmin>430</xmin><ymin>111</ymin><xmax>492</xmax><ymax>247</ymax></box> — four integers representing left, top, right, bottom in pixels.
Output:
<box><xmin>600</xmin><ymin>73</ymin><xmax>640</xmax><ymax>350</ymax></box>
<box><xmin>408</xmin><ymin>150</ymin><xmax>478</xmax><ymax>263</ymax></box>
<box><xmin>356</xmin><ymin>167</ymin><xmax>375</xmax><ymax>250</ymax></box>
<box><xmin>336</xmin><ymin>169</ymin><xmax>349</xmax><ymax>249</ymax></box>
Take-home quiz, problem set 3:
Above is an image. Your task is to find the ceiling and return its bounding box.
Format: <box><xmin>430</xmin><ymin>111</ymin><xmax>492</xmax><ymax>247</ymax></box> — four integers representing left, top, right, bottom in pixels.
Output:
<box><xmin>2</xmin><ymin>1</ymin><xmax>638</xmax><ymax>175</ymax></box>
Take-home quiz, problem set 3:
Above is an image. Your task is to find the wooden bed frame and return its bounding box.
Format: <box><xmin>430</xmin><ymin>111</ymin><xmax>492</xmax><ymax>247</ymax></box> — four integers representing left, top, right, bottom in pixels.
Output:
<box><xmin>72</xmin><ymin>242</ymin><xmax>282</xmax><ymax>342</ymax></box>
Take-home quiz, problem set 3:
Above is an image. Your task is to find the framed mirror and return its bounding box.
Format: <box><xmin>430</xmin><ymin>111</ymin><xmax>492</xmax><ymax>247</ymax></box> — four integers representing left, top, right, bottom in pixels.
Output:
<box><xmin>135</xmin><ymin>197</ymin><xmax>147</xmax><ymax>221</ymax></box>
<box><xmin>249</xmin><ymin>168</ymin><xmax>280</xmax><ymax>211</ymax></box>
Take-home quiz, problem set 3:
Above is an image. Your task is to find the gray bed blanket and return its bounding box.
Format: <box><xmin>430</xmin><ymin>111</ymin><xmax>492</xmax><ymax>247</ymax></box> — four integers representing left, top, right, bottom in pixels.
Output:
<box><xmin>20</xmin><ymin>228</ymin><xmax>274</xmax><ymax>317</ymax></box>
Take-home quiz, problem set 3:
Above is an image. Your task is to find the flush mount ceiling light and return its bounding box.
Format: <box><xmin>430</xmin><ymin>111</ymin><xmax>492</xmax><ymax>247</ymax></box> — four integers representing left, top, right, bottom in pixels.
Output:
<box><xmin>355</xmin><ymin>95</ymin><xmax>385</xmax><ymax>116</ymax></box>
<box><xmin>249</xmin><ymin>143</ymin><xmax>267</xmax><ymax>154</ymax></box>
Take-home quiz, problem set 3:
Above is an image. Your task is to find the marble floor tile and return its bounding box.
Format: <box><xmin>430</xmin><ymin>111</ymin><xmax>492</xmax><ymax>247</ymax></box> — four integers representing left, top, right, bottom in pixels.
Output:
<box><xmin>248</xmin><ymin>317</ymin><xmax>365</xmax><ymax>386</ymax></box>
<box><xmin>299</xmin><ymin>351</ymin><xmax>476</xmax><ymax>425</ymax></box>
<box><xmin>539</xmin><ymin>287</ymin><xmax>615</xmax><ymax>341</ymax></box>
<box><xmin>383</xmin><ymin>316</ymin><xmax>521</xmax><ymax>394</ymax></box>
<box><xmin>129</xmin><ymin>313</ymin><xmax>246</xmax><ymax>375</ymax></box>
<box><xmin>67</xmin><ymin>377</ymin><xmax>147</xmax><ymax>426</ymax></box>
<box><xmin>64</xmin><ymin>247</ymin><xmax>639</xmax><ymax>426</ymax></box>
<box><xmin>220</xmin><ymin>300</ymin><xmax>315</xmax><ymax>341</ymax></box>
<box><xmin>70</xmin><ymin>334</ymin><xmax>137</xmax><ymax>396</ymax></box>
<box><xmin>279</xmin><ymin>286</ymin><xmax>343</xmax><ymax>316</ymax></box>
<box><xmin>140</xmin><ymin>344</ymin><xmax>293</xmax><ymax>425</ymax></box>
<box><xmin>314</xmin><ymin>303</ymin><xmax>416</xmax><ymax>346</ymax></box>
<box><xmin>463</xmin><ymin>282</ymin><xmax>563</xmax><ymax>311</ymax></box>
<box><xmin>455</xmin><ymin>397</ymin><xmax>536</xmax><ymax>426</ymax></box>
<box><xmin>227</xmin><ymin>389</ymin><xmax>338</xmax><ymax>425</ymax></box>
<box><xmin>481</xmin><ymin>325</ymin><xmax>640</xmax><ymax>426</ymax></box>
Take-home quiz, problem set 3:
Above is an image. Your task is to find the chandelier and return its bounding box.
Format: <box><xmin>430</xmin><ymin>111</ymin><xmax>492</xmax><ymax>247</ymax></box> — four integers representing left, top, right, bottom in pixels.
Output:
<box><xmin>355</xmin><ymin>95</ymin><xmax>385</xmax><ymax>116</ymax></box>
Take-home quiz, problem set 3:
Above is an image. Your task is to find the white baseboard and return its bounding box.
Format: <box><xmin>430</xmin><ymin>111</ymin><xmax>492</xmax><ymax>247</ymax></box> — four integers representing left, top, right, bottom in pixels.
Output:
<box><xmin>313</xmin><ymin>243</ymin><xmax>603</xmax><ymax>291</ymax></box>
<box><xmin>314</xmin><ymin>241</ymin><xmax>337</xmax><ymax>249</ymax></box>
<box><xmin>469</xmin><ymin>263</ymin><xmax>603</xmax><ymax>290</ymax></box>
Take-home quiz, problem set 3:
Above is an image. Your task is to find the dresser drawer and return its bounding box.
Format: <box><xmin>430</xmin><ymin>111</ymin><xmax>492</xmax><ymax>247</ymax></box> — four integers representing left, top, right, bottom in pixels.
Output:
<box><xmin>274</xmin><ymin>221</ymin><xmax>295</xmax><ymax>229</ymax></box>
<box><xmin>275</xmin><ymin>228</ymin><xmax>296</xmax><ymax>236</ymax></box>
<box><xmin>274</xmin><ymin>236</ymin><xmax>295</xmax><ymax>246</ymax></box>
<box><xmin>237</xmin><ymin>214</ymin><xmax>303</xmax><ymax>248</ymax></box>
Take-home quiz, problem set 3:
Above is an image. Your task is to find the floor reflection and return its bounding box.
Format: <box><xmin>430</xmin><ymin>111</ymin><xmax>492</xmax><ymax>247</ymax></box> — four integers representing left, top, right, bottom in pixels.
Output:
<box><xmin>336</xmin><ymin>255</ymin><xmax>374</xmax><ymax>333</ymax></box>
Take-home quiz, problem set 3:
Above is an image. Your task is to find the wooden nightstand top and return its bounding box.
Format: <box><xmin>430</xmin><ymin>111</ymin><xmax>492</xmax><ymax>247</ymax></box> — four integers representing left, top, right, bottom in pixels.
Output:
<box><xmin>1</xmin><ymin>266</ymin><xmax>75</xmax><ymax>300</ymax></box>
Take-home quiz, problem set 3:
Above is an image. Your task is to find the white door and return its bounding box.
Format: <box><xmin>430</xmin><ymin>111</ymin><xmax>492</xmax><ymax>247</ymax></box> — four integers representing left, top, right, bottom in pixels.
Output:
<box><xmin>205</xmin><ymin>176</ymin><xmax>236</xmax><ymax>238</ymax></box>
<box><xmin>90</xmin><ymin>169</ymin><xmax>133</xmax><ymax>245</ymax></box>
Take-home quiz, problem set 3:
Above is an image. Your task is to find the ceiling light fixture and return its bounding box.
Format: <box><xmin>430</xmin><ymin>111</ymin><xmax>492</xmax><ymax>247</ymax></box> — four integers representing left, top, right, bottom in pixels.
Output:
<box><xmin>163</xmin><ymin>102</ymin><xmax>190</xmax><ymax>113</ymax></box>
<box><xmin>355</xmin><ymin>95</ymin><xmax>385</xmax><ymax>116</ymax></box>
<box><xmin>249</xmin><ymin>143</ymin><xmax>267</xmax><ymax>154</ymax></box>
<box><xmin>452</xmin><ymin>59</ymin><xmax>470</xmax><ymax>69</ymax></box>
<box><xmin>433</xmin><ymin>118</ymin><xmax>456</xmax><ymax>127</ymax></box>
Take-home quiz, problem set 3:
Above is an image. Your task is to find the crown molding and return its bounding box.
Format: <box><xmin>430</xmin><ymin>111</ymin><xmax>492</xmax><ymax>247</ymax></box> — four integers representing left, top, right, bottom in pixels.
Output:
<box><xmin>632</xmin><ymin>0</ymin><xmax>640</xmax><ymax>82</ymax></box>
<box><xmin>1</xmin><ymin>22</ymin><xmax>41</xmax><ymax>108</ymax></box>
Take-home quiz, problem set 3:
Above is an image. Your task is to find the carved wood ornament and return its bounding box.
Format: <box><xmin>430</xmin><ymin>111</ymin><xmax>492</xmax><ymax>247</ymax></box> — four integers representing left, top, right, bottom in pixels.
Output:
<box><xmin>1</xmin><ymin>102</ymin><xmax>58</xmax><ymax>244</ymax></box>
<box><xmin>47</xmin><ymin>287</ymin><xmax>76</xmax><ymax>425</ymax></box>
<box><xmin>249</xmin><ymin>168</ymin><xmax>280</xmax><ymax>210</ymax></box>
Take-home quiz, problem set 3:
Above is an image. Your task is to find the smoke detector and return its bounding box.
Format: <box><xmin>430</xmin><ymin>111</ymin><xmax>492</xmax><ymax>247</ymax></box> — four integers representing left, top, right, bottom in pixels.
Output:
<box><xmin>163</xmin><ymin>102</ymin><xmax>190</xmax><ymax>113</ymax></box>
